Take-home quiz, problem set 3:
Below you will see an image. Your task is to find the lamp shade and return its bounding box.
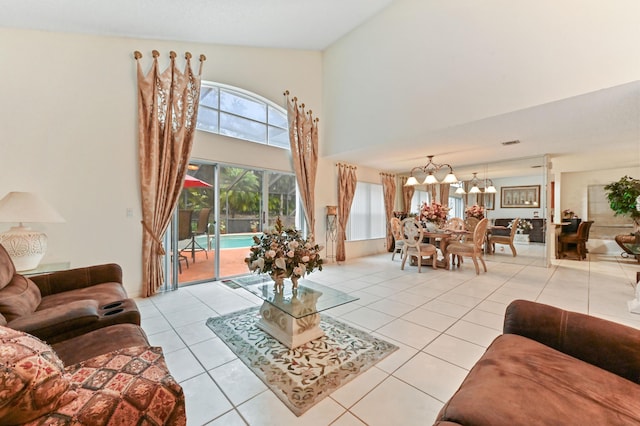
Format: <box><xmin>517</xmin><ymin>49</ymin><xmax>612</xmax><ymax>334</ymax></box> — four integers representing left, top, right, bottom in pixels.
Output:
<box><xmin>404</xmin><ymin>176</ymin><xmax>419</xmax><ymax>186</ymax></box>
<box><xmin>0</xmin><ymin>192</ymin><xmax>65</xmax><ymax>271</ymax></box>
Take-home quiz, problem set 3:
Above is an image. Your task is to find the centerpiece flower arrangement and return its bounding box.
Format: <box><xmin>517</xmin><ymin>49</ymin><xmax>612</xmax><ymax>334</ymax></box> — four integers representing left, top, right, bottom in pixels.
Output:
<box><xmin>419</xmin><ymin>202</ymin><xmax>450</xmax><ymax>227</ymax></box>
<box><xmin>464</xmin><ymin>204</ymin><xmax>485</xmax><ymax>219</ymax></box>
<box><xmin>509</xmin><ymin>219</ymin><xmax>533</xmax><ymax>233</ymax></box>
<box><xmin>245</xmin><ymin>217</ymin><xmax>323</xmax><ymax>290</ymax></box>
<box><xmin>562</xmin><ymin>209</ymin><xmax>575</xmax><ymax>219</ymax></box>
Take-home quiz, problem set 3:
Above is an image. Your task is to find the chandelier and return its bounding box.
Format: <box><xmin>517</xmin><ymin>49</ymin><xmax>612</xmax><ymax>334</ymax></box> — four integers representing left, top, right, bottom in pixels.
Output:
<box><xmin>404</xmin><ymin>155</ymin><xmax>458</xmax><ymax>186</ymax></box>
<box><xmin>455</xmin><ymin>172</ymin><xmax>497</xmax><ymax>194</ymax></box>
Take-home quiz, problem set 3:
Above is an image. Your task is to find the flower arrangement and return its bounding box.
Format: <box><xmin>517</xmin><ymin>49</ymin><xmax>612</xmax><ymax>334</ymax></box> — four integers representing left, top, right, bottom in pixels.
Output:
<box><xmin>419</xmin><ymin>202</ymin><xmax>450</xmax><ymax>226</ymax></box>
<box><xmin>465</xmin><ymin>204</ymin><xmax>485</xmax><ymax>219</ymax></box>
<box><xmin>509</xmin><ymin>219</ymin><xmax>533</xmax><ymax>233</ymax></box>
<box><xmin>245</xmin><ymin>217</ymin><xmax>323</xmax><ymax>281</ymax></box>
<box><xmin>562</xmin><ymin>209</ymin><xmax>575</xmax><ymax>219</ymax></box>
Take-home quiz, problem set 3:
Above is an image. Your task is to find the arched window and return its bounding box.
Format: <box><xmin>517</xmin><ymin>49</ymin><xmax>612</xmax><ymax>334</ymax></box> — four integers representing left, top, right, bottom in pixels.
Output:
<box><xmin>196</xmin><ymin>81</ymin><xmax>289</xmax><ymax>149</ymax></box>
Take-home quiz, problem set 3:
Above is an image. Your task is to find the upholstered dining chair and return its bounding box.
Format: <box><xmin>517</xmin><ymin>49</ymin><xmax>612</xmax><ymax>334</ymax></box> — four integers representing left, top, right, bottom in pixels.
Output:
<box><xmin>389</xmin><ymin>217</ymin><xmax>405</xmax><ymax>261</ymax></box>
<box><xmin>489</xmin><ymin>217</ymin><xmax>519</xmax><ymax>257</ymax></box>
<box><xmin>400</xmin><ymin>217</ymin><xmax>438</xmax><ymax>272</ymax></box>
<box><xmin>559</xmin><ymin>220</ymin><xmax>594</xmax><ymax>260</ymax></box>
<box><xmin>448</xmin><ymin>218</ymin><xmax>489</xmax><ymax>275</ymax></box>
<box><xmin>444</xmin><ymin>217</ymin><xmax>467</xmax><ymax>265</ymax></box>
<box><xmin>463</xmin><ymin>217</ymin><xmax>480</xmax><ymax>243</ymax></box>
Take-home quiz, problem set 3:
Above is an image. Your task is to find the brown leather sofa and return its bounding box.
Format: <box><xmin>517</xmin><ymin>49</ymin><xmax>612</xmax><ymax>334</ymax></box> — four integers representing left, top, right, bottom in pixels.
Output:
<box><xmin>435</xmin><ymin>299</ymin><xmax>640</xmax><ymax>425</ymax></box>
<box><xmin>0</xmin><ymin>244</ymin><xmax>140</xmax><ymax>343</ymax></box>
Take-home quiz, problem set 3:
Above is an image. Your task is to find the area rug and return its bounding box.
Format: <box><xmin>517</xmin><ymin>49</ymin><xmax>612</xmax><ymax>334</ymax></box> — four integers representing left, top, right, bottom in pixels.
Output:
<box><xmin>206</xmin><ymin>307</ymin><xmax>398</xmax><ymax>416</ymax></box>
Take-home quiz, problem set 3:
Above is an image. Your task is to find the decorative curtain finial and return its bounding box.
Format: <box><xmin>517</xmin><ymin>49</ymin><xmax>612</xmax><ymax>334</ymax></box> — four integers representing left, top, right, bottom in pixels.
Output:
<box><xmin>185</xmin><ymin>52</ymin><xmax>192</xmax><ymax>60</ymax></box>
<box><xmin>152</xmin><ymin>50</ymin><xmax>160</xmax><ymax>58</ymax></box>
<box><xmin>169</xmin><ymin>51</ymin><xmax>177</xmax><ymax>59</ymax></box>
<box><xmin>134</xmin><ymin>51</ymin><xmax>142</xmax><ymax>60</ymax></box>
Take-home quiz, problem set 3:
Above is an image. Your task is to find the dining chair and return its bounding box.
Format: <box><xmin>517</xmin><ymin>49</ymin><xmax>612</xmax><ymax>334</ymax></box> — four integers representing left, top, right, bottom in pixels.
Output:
<box><xmin>463</xmin><ymin>217</ymin><xmax>480</xmax><ymax>243</ymax></box>
<box><xmin>489</xmin><ymin>217</ymin><xmax>519</xmax><ymax>257</ymax></box>
<box><xmin>444</xmin><ymin>217</ymin><xmax>467</xmax><ymax>265</ymax></box>
<box><xmin>389</xmin><ymin>217</ymin><xmax>405</xmax><ymax>261</ymax></box>
<box><xmin>400</xmin><ymin>217</ymin><xmax>438</xmax><ymax>272</ymax></box>
<box><xmin>447</xmin><ymin>218</ymin><xmax>489</xmax><ymax>275</ymax></box>
<box><xmin>559</xmin><ymin>220</ymin><xmax>594</xmax><ymax>260</ymax></box>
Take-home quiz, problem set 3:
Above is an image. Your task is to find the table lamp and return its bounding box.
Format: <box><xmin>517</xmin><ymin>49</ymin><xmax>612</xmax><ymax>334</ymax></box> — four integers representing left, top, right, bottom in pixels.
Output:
<box><xmin>0</xmin><ymin>192</ymin><xmax>65</xmax><ymax>271</ymax></box>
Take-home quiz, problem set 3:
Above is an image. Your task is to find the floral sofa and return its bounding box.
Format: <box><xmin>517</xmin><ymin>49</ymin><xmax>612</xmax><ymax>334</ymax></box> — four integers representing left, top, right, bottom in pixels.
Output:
<box><xmin>434</xmin><ymin>300</ymin><xmax>640</xmax><ymax>425</ymax></box>
<box><xmin>0</xmin><ymin>325</ymin><xmax>186</xmax><ymax>425</ymax></box>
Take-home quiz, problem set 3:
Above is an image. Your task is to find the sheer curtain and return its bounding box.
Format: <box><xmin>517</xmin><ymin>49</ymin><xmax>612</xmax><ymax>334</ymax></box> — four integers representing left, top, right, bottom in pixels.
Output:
<box><xmin>135</xmin><ymin>50</ymin><xmax>205</xmax><ymax>297</ymax></box>
<box><xmin>380</xmin><ymin>173</ymin><xmax>396</xmax><ymax>252</ymax></box>
<box><xmin>285</xmin><ymin>91</ymin><xmax>318</xmax><ymax>238</ymax></box>
<box><xmin>336</xmin><ymin>164</ymin><xmax>357</xmax><ymax>262</ymax></box>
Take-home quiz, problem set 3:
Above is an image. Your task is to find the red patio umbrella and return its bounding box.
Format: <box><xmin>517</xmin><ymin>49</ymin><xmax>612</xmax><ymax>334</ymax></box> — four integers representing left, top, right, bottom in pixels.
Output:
<box><xmin>183</xmin><ymin>174</ymin><xmax>212</xmax><ymax>188</ymax></box>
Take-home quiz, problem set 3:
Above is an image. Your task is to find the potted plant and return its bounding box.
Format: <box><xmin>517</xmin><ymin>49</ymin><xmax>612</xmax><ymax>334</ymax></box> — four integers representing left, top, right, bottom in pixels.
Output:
<box><xmin>604</xmin><ymin>176</ymin><xmax>640</xmax><ymax>254</ymax></box>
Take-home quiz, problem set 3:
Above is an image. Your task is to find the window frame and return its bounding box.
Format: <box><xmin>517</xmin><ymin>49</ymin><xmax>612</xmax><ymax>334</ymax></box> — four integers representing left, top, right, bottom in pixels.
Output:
<box><xmin>197</xmin><ymin>81</ymin><xmax>289</xmax><ymax>149</ymax></box>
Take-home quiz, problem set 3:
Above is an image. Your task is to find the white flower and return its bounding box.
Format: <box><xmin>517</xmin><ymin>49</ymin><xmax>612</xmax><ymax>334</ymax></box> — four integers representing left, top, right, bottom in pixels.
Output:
<box><xmin>287</xmin><ymin>250</ymin><xmax>295</xmax><ymax>258</ymax></box>
<box><xmin>274</xmin><ymin>257</ymin><xmax>287</xmax><ymax>270</ymax></box>
<box><xmin>293</xmin><ymin>264</ymin><xmax>306</xmax><ymax>276</ymax></box>
<box><xmin>301</xmin><ymin>255</ymin><xmax>310</xmax><ymax>263</ymax></box>
<box><xmin>266</xmin><ymin>250</ymin><xmax>276</xmax><ymax>258</ymax></box>
<box><xmin>288</xmin><ymin>240</ymin><xmax>299</xmax><ymax>249</ymax></box>
<box><xmin>250</xmin><ymin>258</ymin><xmax>264</xmax><ymax>272</ymax></box>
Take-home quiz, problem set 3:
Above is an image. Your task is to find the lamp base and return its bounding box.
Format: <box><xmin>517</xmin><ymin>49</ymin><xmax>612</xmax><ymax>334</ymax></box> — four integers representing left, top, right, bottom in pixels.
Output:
<box><xmin>0</xmin><ymin>225</ymin><xmax>47</xmax><ymax>271</ymax></box>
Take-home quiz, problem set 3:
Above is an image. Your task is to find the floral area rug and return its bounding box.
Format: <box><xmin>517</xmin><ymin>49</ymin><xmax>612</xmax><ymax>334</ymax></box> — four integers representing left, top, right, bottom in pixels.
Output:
<box><xmin>206</xmin><ymin>307</ymin><xmax>398</xmax><ymax>416</ymax></box>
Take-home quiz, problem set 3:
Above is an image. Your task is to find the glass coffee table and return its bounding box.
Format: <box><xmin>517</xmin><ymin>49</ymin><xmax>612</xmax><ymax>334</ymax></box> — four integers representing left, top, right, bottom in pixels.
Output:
<box><xmin>228</xmin><ymin>275</ymin><xmax>359</xmax><ymax>348</ymax></box>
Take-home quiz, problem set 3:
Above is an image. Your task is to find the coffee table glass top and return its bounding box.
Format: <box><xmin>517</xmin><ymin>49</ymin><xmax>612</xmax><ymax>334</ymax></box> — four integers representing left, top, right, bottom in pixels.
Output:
<box><xmin>227</xmin><ymin>274</ymin><xmax>359</xmax><ymax>319</ymax></box>
<box><xmin>623</xmin><ymin>243</ymin><xmax>640</xmax><ymax>255</ymax></box>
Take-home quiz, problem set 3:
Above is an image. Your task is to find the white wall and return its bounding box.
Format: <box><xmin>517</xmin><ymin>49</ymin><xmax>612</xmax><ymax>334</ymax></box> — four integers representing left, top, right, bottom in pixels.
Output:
<box><xmin>0</xmin><ymin>28</ymin><xmax>322</xmax><ymax>297</ymax></box>
<box><xmin>323</xmin><ymin>0</ymin><xmax>640</xmax><ymax>159</ymax></box>
<box><xmin>485</xmin><ymin>175</ymin><xmax>546</xmax><ymax>221</ymax></box>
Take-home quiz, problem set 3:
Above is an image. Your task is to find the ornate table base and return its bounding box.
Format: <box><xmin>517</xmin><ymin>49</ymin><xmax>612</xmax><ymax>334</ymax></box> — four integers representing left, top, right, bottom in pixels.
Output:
<box><xmin>257</xmin><ymin>302</ymin><xmax>324</xmax><ymax>348</ymax></box>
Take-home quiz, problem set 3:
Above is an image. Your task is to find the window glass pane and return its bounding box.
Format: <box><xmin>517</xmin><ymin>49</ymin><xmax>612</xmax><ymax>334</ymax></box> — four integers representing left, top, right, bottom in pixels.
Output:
<box><xmin>410</xmin><ymin>190</ymin><xmax>430</xmax><ymax>214</ymax></box>
<box><xmin>196</xmin><ymin>107</ymin><xmax>219</xmax><ymax>133</ymax></box>
<box><xmin>220</xmin><ymin>112</ymin><xmax>266</xmax><ymax>143</ymax></box>
<box><xmin>268</xmin><ymin>126</ymin><xmax>289</xmax><ymax>148</ymax></box>
<box><xmin>220</xmin><ymin>90</ymin><xmax>266</xmax><ymax>123</ymax></box>
<box><xmin>200</xmin><ymin>87</ymin><xmax>219</xmax><ymax>109</ymax></box>
<box><xmin>370</xmin><ymin>184</ymin><xmax>385</xmax><ymax>239</ymax></box>
<box><xmin>268</xmin><ymin>105</ymin><xmax>288</xmax><ymax>128</ymax></box>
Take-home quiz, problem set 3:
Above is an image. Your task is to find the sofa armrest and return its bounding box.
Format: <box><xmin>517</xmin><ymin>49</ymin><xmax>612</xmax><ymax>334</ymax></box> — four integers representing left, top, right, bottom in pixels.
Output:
<box><xmin>504</xmin><ymin>299</ymin><xmax>640</xmax><ymax>383</ymax></box>
<box><xmin>29</xmin><ymin>263</ymin><xmax>123</xmax><ymax>296</ymax></box>
<box><xmin>8</xmin><ymin>299</ymin><xmax>100</xmax><ymax>341</ymax></box>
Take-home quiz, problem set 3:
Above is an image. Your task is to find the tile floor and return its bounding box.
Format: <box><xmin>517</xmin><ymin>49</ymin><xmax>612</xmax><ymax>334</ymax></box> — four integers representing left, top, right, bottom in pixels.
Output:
<box><xmin>137</xmin><ymin>245</ymin><xmax>640</xmax><ymax>425</ymax></box>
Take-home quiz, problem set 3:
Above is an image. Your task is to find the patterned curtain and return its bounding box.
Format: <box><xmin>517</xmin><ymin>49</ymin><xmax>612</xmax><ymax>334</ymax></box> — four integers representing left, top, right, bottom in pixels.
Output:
<box><xmin>285</xmin><ymin>91</ymin><xmax>318</xmax><ymax>238</ymax></box>
<box><xmin>401</xmin><ymin>177</ymin><xmax>415</xmax><ymax>214</ymax></box>
<box><xmin>380</xmin><ymin>173</ymin><xmax>396</xmax><ymax>252</ymax></box>
<box><xmin>135</xmin><ymin>50</ymin><xmax>205</xmax><ymax>297</ymax></box>
<box><xmin>336</xmin><ymin>164</ymin><xmax>357</xmax><ymax>262</ymax></box>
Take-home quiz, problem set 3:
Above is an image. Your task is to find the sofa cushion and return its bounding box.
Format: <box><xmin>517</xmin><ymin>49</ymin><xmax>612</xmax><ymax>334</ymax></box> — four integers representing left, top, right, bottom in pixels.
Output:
<box><xmin>436</xmin><ymin>334</ymin><xmax>640</xmax><ymax>425</ymax></box>
<box><xmin>52</xmin><ymin>323</ymin><xmax>150</xmax><ymax>365</ymax></box>
<box><xmin>24</xmin><ymin>346</ymin><xmax>186</xmax><ymax>425</ymax></box>
<box><xmin>0</xmin><ymin>274</ymin><xmax>42</xmax><ymax>321</ymax></box>
<box><xmin>0</xmin><ymin>326</ymin><xmax>77</xmax><ymax>425</ymax></box>
<box><xmin>37</xmin><ymin>282</ymin><xmax>127</xmax><ymax>311</ymax></box>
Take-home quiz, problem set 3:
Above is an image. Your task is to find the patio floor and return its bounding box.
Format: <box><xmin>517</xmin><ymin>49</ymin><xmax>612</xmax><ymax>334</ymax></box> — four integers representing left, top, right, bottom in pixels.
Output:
<box><xmin>177</xmin><ymin>247</ymin><xmax>253</xmax><ymax>284</ymax></box>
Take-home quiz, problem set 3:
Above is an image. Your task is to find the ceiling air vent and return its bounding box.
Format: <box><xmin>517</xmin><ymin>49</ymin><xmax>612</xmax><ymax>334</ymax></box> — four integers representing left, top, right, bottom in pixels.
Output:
<box><xmin>501</xmin><ymin>140</ymin><xmax>521</xmax><ymax>146</ymax></box>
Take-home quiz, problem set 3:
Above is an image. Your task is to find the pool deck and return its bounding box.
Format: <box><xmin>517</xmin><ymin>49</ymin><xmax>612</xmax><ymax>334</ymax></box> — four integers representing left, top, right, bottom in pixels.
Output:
<box><xmin>177</xmin><ymin>246</ymin><xmax>252</xmax><ymax>284</ymax></box>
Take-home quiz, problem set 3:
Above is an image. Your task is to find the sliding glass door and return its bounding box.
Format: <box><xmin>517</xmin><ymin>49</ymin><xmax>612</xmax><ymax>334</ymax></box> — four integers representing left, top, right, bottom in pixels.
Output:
<box><xmin>166</xmin><ymin>162</ymin><xmax>297</xmax><ymax>289</ymax></box>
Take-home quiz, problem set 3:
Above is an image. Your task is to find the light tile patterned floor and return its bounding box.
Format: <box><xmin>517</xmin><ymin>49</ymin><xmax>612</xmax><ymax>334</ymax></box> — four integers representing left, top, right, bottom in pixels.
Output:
<box><xmin>137</xmin><ymin>245</ymin><xmax>640</xmax><ymax>425</ymax></box>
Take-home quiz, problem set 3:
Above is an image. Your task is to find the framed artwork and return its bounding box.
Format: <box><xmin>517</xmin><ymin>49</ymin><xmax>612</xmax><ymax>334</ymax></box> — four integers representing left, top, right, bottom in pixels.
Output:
<box><xmin>501</xmin><ymin>185</ymin><xmax>540</xmax><ymax>208</ymax></box>
<box><xmin>484</xmin><ymin>193</ymin><xmax>495</xmax><ymax>210</ymax></box>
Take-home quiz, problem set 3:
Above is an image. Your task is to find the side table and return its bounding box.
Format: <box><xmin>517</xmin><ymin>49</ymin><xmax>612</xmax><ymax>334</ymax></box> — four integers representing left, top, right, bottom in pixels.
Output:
<box><xmin>22</xmin><ymin>262</ymin><xmax>70</xmax><ymax>277</ymax></box>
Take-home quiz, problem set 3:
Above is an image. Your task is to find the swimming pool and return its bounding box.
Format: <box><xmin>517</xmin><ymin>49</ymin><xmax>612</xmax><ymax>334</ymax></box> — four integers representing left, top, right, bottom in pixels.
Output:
<box><xmin>195</xmin><ymin>233</ymin><xmax>259</xmax><ymax>249</ymax></box>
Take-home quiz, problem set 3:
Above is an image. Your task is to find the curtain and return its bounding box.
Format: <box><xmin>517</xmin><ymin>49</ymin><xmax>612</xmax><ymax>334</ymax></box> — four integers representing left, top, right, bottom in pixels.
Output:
<box><xmin>401</xmin><ymin>177</ymin><xmax>415</xmax><ymax>214</ymax></box>
<box><xmin>336</xmin><ymin>163</ymin><xmax>357</xmax><ymax>262</ymax></box>
<box><xmin>285</xmin><ymin>91</ymin><xmax>318</xmax><ymax>238</ymax></box>
<box><xmin>135</xmin><ymin>50</ymin><xmax>205</xmax><ymax>297</ymax></box>
<box><xmin>380</xmin><ymin>173</ymin><xmax>396</xmax><ymax>252</ymax></box>
<box><xmin>439</xmin><ymin>183</ymin><xmax>450</xmax><ymax>206</ymax></box>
